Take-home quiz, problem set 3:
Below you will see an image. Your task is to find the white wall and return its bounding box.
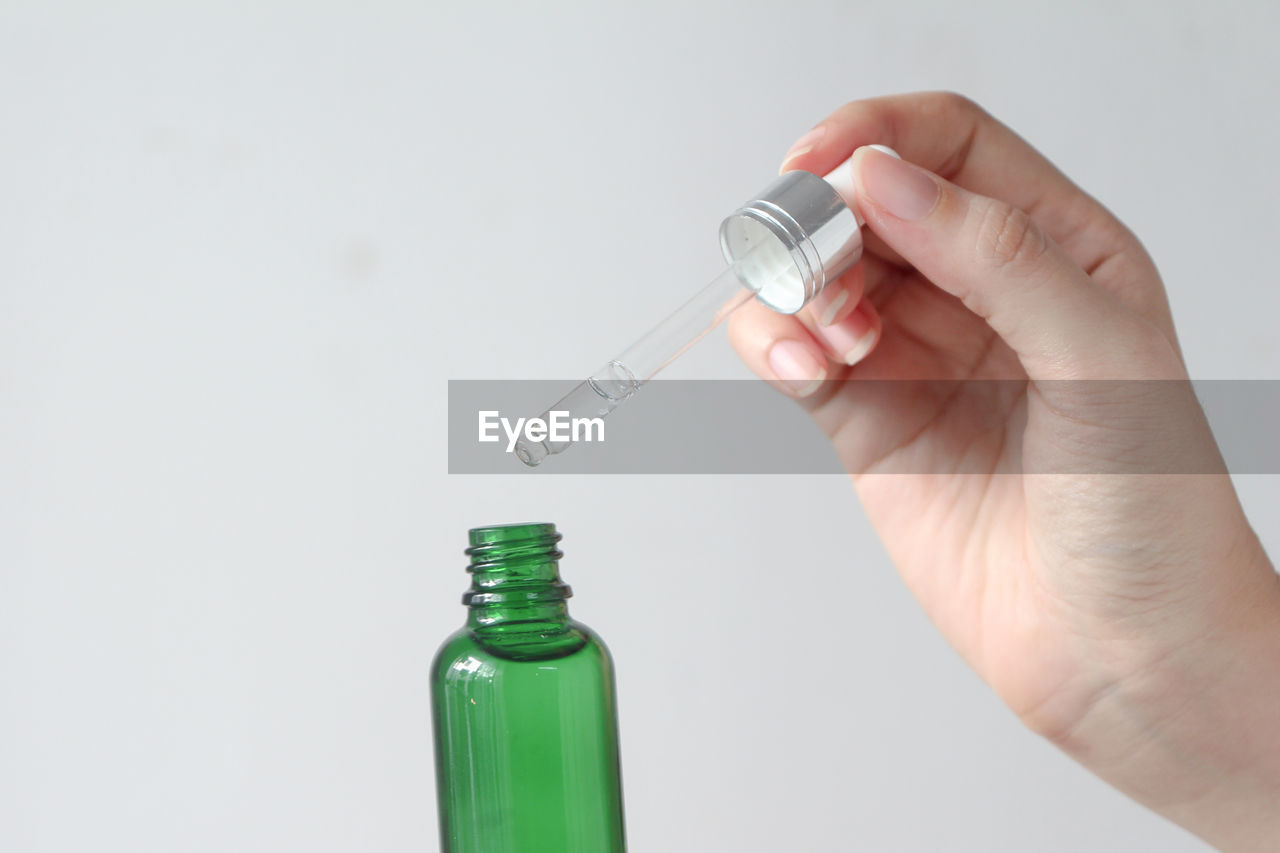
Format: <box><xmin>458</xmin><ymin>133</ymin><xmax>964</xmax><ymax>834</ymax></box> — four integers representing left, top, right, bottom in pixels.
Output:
<box><xmin>2</xmin><ymin>2</ymin><xmax>1277</xmax><ymax>850</ymax></box>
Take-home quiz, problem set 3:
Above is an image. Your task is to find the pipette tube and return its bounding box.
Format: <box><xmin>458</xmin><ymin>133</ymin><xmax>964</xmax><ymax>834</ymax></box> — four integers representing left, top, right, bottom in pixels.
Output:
<box><xmin>513</xmin><ymin>265</ymin><xmax>751</xmax><ymax>467</ymax></box>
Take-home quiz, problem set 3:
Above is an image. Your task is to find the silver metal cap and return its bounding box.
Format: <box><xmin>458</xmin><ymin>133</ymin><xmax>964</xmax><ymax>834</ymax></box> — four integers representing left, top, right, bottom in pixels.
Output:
<box><xmin>718</xmin><ymin>170</ymin><xmax>862</xmax><ymax>315</ymax></box>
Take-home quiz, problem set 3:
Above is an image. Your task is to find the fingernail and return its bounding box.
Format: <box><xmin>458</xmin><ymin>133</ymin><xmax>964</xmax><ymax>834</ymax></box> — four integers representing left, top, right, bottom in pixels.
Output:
<box><xmin>767</xmin><ymin>339</ymin><xmax>827</xmax><ymax>397</ymax></box>
<box><xmin>813</xmin><ymin>286</ymin><xmax>848</xmax><ymax>327</ymax></box>
<box><xmin>857</xmin><ymin>146</ymin><xmax>939</xmax><ymax>221</ymax></box>
<box><xmin>814</xmin><ymin>301</ymin><xmax>879</xmax><ymax>366</ymax></box>
<box><xmin>779</xmin><ymin>125</ymin><xmax>826</xmax><ymax>173</ymax></box>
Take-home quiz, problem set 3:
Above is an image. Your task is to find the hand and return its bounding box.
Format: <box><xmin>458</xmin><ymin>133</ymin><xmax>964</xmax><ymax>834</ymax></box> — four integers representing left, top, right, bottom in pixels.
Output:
<box><xmin>729</xmin><ymin>92</ymin><xmax>1280</xmax><ymax>851</ymax></box>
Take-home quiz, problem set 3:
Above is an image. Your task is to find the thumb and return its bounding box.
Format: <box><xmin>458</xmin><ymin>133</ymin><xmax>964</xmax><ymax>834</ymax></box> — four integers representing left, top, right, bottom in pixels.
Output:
<box><xmin>846</xmin><ymin>146</ymin><xmax>1170</xmax><ymax>381</ymax></box>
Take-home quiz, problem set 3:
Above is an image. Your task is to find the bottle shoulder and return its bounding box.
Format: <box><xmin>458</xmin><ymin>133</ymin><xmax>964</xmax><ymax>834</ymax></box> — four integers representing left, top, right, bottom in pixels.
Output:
<box><xmin>570</xmin><ymin>620</ymin><xmax>613</xmax><ymax>661</ymax></box>
<box><xmin>429</xmin><ymin>627</ymin><xmax>477</xmax><ymax>672</ymax></box>
<box><xmin>430</xmin><ymin>620</ymin><xmax>611</xmax><ymax>674</ymax></box>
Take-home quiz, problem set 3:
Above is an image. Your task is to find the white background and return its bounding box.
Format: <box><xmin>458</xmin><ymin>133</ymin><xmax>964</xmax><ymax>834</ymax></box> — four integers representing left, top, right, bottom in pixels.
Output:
<box><xmin>2</xmin><ymin>2</ymin><xmax>1278</xmax><ymax>851</ymax></box>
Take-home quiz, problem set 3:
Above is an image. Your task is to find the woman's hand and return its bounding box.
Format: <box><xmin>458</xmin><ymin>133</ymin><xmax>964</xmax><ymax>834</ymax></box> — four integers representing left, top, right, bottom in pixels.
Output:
<box><xmin>728</xmin><ymin>92</ymin><xmax>1280</xmax><ymax>851</ymax></box>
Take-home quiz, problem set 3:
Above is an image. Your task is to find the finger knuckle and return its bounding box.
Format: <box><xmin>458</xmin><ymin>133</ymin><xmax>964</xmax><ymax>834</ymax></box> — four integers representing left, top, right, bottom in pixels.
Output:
<box><xmin>973</xmin><ymin>200</ymin><xmax>1050</xmax><ymax>271</ymax></box>
<box><xmin>922</xmin><ymin>90</ymin><xmax>984</xmax><ymax>123</ymax></box>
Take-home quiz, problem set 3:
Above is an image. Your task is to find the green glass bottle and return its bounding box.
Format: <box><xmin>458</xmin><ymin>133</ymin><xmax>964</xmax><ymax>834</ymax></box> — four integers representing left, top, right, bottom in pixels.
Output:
<box><xmin>431</xmin><ymin>523</ymin><xmax>626</xmax><ymax>853</ymax></box>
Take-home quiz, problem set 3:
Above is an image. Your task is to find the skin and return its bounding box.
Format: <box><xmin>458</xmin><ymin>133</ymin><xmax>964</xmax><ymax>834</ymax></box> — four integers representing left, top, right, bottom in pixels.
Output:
<box><xmin>728</xmin><ymin>92</ymin><xmax>1280</xmax><ymax>851</ymax></box>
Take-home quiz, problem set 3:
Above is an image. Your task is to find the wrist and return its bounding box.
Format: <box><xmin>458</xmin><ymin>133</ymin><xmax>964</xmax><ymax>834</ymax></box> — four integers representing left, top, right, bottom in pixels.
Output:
<box><xmin>1163</xmin><ymin>560</ymin><xmax>1280</xmax><ymax>852</ymax></box>
<box><xmin>1049</xmin><ymin>547</ymin><xmax>1280</xmax><ymax>851</ymax></box>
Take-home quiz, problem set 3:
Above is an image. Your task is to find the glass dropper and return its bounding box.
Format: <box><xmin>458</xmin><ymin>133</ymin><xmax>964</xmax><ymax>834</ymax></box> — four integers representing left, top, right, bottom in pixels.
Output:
<box><xmin>514</xmin><ymin>146</ymin><xmax>899</xmax><ymax>467</ymax></box>
<box><xmin>513</xmin><ymin>262</ymin><xmax>757</xmax><ymax>467</ymax></box>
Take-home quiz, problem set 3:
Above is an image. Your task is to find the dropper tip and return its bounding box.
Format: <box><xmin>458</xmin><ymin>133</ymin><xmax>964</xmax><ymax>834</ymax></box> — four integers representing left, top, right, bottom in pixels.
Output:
<box><xmin>515</xmin><ymin>440</ymin><xmax>547</xmax><ymax>468</ymax></box>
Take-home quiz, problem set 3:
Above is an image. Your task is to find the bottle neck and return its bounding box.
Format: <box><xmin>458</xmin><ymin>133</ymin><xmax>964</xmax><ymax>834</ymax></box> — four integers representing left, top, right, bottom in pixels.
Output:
<box><xmin>464</xmin><ymin>524</ymin><xmax>576</xmax><ymax>654</ymax></box>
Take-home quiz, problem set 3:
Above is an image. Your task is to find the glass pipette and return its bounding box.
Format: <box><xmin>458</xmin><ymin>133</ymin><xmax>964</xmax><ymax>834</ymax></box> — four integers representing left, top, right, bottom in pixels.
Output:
<box><xmin>513</xmin><ymin>260</ymin><xmax>764</xmax><ymax>467</ymax></box>
<box><xmin>514</xmin><ymin>147</ymin><xmax>898</xmax><ymax>467</ymax></box>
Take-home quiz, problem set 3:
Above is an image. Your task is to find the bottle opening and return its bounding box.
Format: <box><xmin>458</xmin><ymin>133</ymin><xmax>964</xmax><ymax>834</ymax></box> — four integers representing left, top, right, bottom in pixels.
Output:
<box><xmin>464</xmin><ymin>522</ymin><xmax>570</xmax><ymax>607</ymax></box>
<box><xmin>462</xmin><ymin>522</ymin><xmax>580</xmax><ymax>659</ymax></box>
<box><xmin>468</xmin><ymin>522</ymin><xmax>560</xmax><ymax>549</ymax></box>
